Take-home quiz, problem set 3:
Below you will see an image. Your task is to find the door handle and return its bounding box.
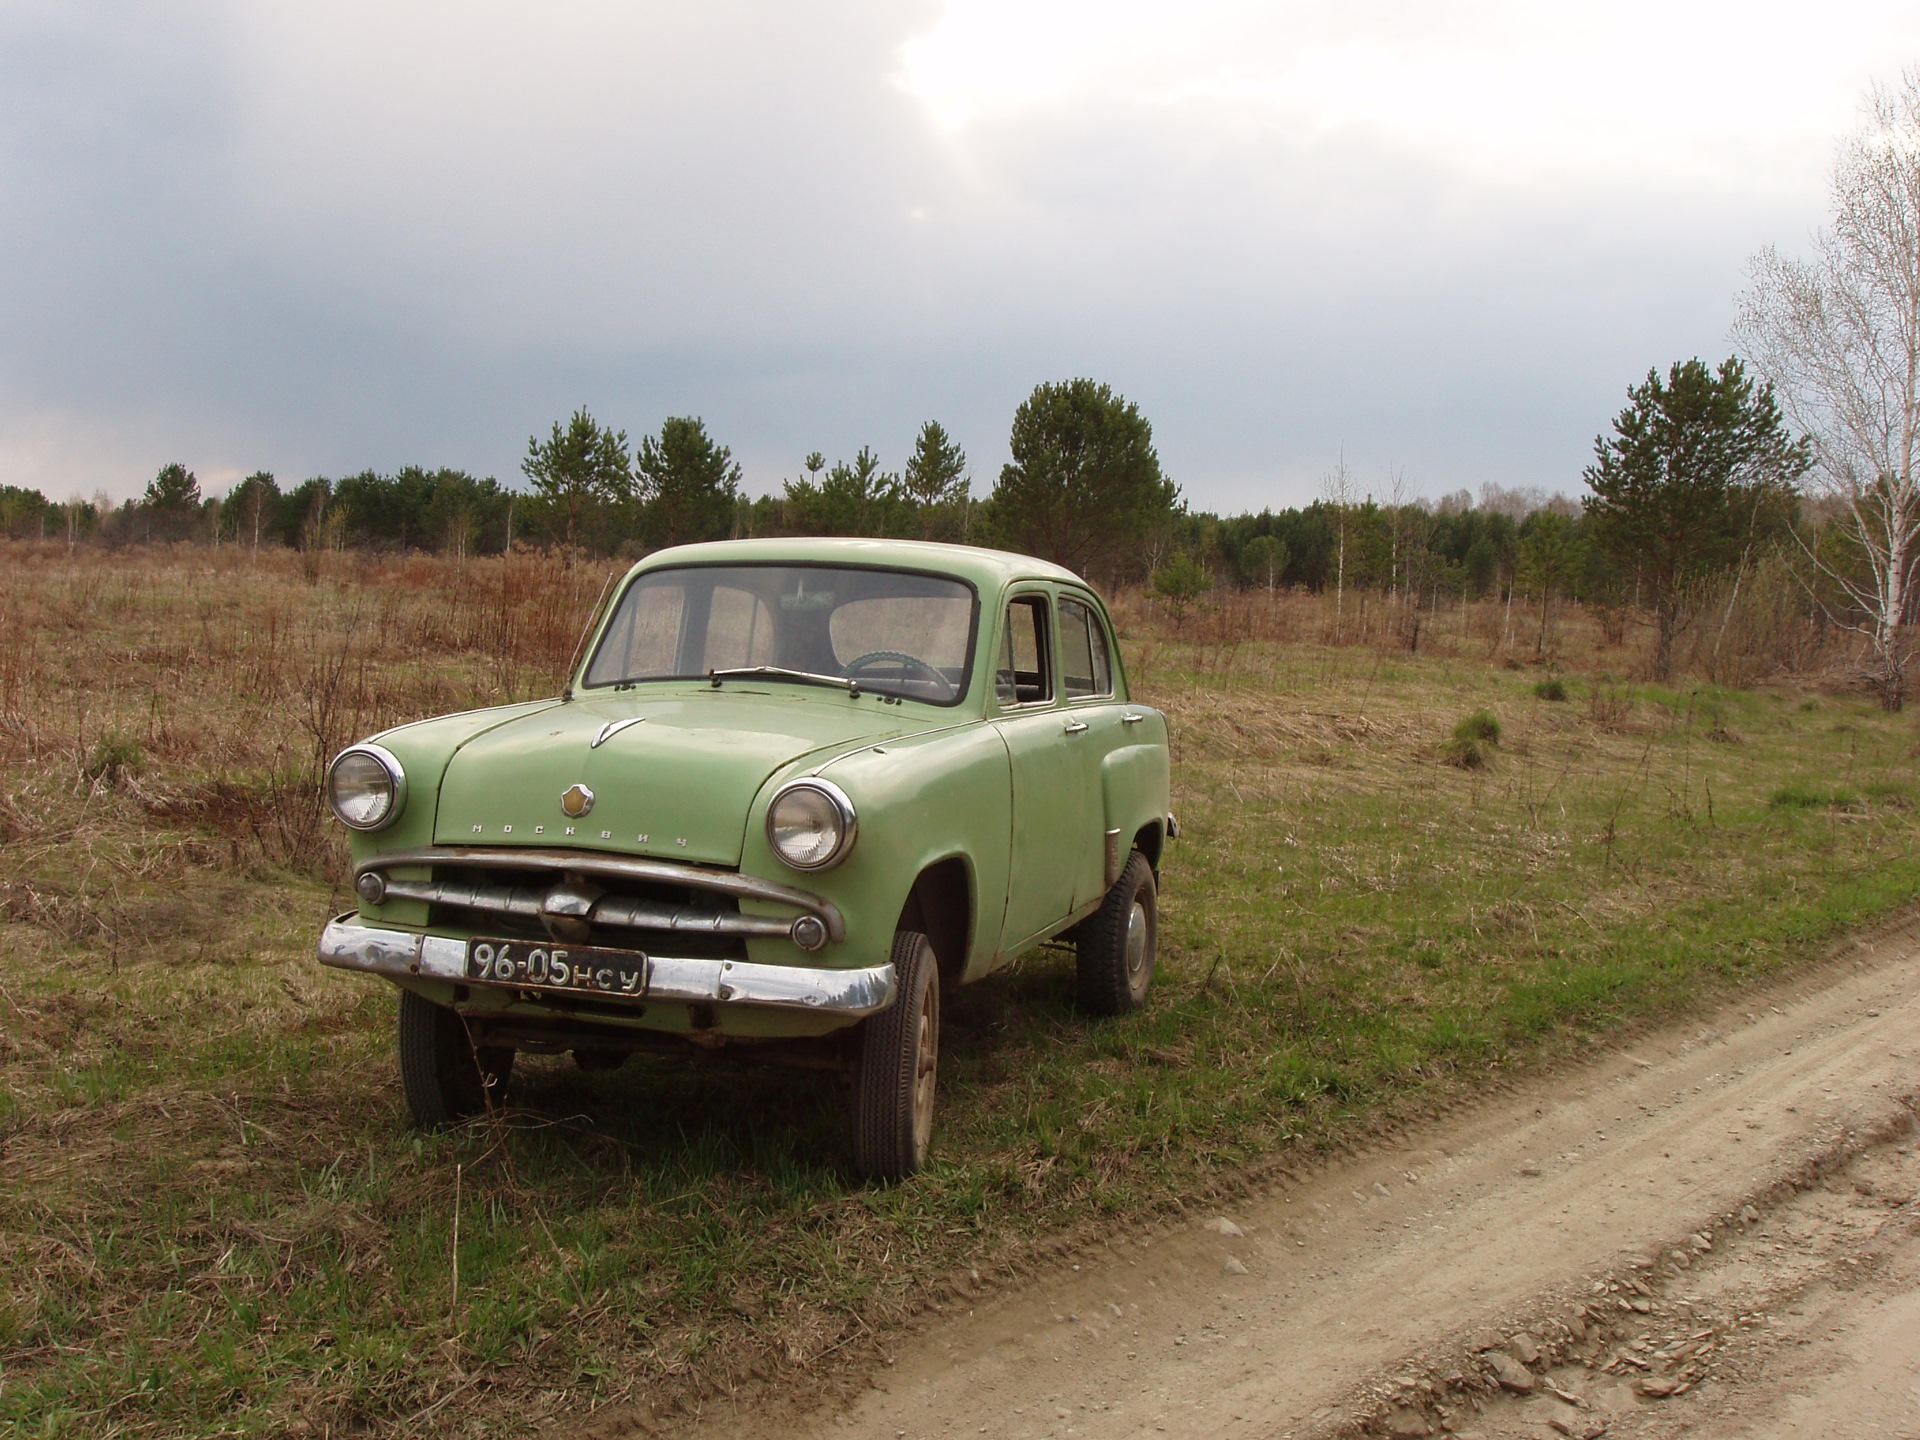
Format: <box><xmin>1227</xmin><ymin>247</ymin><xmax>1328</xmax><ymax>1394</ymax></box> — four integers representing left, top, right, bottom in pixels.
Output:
<box><xmin>1063</xmin><ymin>720</ymin><xmax>1089</xmax><ymax>735</ymax></box>
<box><xmin>1121</xmin><ymin>712</ymin><xmax>1145</xmax><ymax>724</ymax></box>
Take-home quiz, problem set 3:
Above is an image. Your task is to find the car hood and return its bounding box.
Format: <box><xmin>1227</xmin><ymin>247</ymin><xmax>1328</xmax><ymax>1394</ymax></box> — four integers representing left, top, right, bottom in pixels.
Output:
<box><xmin>432</xmin><ymin>688</ymin><xmax>913</xmax><ymax>865</ymax></box>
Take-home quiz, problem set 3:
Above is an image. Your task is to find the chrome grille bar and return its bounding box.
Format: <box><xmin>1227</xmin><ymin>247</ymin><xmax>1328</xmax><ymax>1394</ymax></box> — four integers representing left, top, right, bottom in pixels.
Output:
<box><xmin>356</xmin><ymin>845</ymin><xmax>845</xmax><ymax>943</ymax></box>
<box><xmin>374</xmin><ymin>875</ymin><xmax>803</xmax><ymax>941</ymax></box>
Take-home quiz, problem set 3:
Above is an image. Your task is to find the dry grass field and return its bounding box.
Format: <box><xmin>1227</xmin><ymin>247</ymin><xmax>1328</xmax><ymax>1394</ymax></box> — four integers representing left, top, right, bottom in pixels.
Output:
<box><xmin>2</xmin><ymin>543</ymin><xmax>1916</xmax><ymax>1438</ymax></box>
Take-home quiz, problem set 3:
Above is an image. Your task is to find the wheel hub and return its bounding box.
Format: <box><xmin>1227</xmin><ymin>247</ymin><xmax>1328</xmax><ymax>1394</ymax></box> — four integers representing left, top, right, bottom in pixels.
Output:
<box><xmin>1125</xmin><ymin>900</ymin><xmax>1149</xmax><ymax>983</ymax></box>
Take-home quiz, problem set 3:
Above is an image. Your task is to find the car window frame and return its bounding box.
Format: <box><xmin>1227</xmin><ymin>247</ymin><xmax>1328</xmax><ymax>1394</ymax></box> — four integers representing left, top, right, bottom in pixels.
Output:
<box><xmin>993</xmin><ymin>589</ymin><xmax>1057</xmax><ymax>711</ymax></box>
<box><xmin>577</xmin><ymin>560</ymin><xmax>983</xmax><ymax>708</ymax></box>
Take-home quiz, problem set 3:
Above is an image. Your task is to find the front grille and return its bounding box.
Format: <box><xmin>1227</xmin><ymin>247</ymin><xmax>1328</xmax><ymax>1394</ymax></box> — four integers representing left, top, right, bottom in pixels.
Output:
<box><xmin>423</xmin><ymin>864</ymin><xmax>746</xmax><ymax>959</ymax></box>
<box><xmin>354</xmin><ymin>846</ymin><xmax>843</xmax><ymax>956</ymax></box>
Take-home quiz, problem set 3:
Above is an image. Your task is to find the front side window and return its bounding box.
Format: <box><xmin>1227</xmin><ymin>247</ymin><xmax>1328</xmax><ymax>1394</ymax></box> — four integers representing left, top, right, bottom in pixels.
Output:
<box><xmin>995</xmin><ymin>593</ymin><xmax>1053</xmax><ymax>706</ymax></box>
<box><xmin>1059</xmin><ymin>596</ymin><xmax>1113</xmax><ymax>699</ymax></box>
<box><xmin>582</xmin><ymin>564</ymin><xmax>977</xmax><ymax>705</ymax></box>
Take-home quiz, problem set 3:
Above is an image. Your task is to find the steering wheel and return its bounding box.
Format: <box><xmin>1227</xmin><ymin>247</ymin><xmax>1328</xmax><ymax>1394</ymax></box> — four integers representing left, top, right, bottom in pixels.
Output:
<box><xmin>844</xmin><ymin>650</ymin><xmax>956</xmax><ymax>700</ymax></box>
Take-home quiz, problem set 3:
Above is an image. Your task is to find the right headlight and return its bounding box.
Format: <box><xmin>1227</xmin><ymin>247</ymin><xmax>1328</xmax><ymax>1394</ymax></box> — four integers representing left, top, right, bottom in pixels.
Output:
<box><xmin>326</xmin><ymin>745</ymin><xmax>406</xmax><ymax>831</ymax></box>
<box><xmin>765</xmin><ymin>779</ymin><xmax>857</xmax><ymax>871</ymax></box>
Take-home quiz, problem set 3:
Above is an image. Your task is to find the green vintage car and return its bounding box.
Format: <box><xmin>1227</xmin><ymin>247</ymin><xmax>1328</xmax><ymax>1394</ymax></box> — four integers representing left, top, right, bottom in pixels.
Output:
<box><xmin>317</xmin><ymin>538</ymin><xmax>1173</xmax><ymax>1178</ymax></box>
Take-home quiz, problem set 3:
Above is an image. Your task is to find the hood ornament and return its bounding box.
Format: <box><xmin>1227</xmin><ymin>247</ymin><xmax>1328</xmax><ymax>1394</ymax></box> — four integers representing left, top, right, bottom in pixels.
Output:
<box><xmin>560</xmin><ymin>783</ymin><xmax>595</xmax><ymax>819</ymax></box>
<box><xmin>591</xmin><ymin>716</ymin><xmax>645</xmax><ymax>749</ymax></box>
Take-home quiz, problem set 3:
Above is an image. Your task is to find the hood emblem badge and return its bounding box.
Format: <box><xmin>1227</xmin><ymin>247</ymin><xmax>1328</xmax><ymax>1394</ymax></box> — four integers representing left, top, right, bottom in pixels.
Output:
<box><xmin>591</xmin><ymin>717</ymin><xmax>645</xmax><ymax>749</ymax></box>
<box><xmin>560</xmin><ymin>783</ymin><xmax>595</xmax><ymax>819</ymax></box>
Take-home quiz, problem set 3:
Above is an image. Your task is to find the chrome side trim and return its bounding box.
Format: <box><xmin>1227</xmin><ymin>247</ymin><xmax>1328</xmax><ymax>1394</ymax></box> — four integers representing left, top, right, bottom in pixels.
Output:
<box><xmin>317</xmin><ymin>915</ymin><xmax>895</xmax><ymax>1016</ymax></box>
<box><xmin>1104</xmin><ymin>827</ymin><xmax>1123</xmax><ymax>887</ymax></box>
<box><xmin>356</xmin><ymin>846</ymin><xmax>846</xmax><ymax>943</ymax></box>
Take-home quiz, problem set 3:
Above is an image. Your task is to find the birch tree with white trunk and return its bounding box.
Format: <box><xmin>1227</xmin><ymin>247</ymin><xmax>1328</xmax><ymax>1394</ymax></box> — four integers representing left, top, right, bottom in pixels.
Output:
<box><xmin>1736</xmin><ymin>67</ymin><xmax>1920</xmax><ymax>710</ymax></box>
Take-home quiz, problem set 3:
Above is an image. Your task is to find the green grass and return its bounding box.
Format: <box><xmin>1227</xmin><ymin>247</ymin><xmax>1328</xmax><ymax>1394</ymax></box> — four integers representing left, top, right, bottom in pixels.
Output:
<box><xmin>1443</xmin><ymin>706</ymin><xmax>1502</xmax><ymax>766</ymax></box>
<box><xmin>4</xmin><ymin>552</ymin><xmax>1920</xmax><ymax>1437</ymax></box>
<box><xmin>1770</xmin><ymin>784</ymin><xmax>1857</xmax><ymax>809</ymax></box>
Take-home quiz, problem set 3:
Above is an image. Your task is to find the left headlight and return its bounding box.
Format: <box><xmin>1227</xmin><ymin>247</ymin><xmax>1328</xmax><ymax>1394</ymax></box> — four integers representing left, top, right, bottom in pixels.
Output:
<box><xmin>765</xmin><ymin>779</ymin><xmax>857</xmax><ymax>871</ymax></box>
<box><xmin>326</xmin><ymin>745</ymin><xmax>406</xmax><ymax>831</ymax></box>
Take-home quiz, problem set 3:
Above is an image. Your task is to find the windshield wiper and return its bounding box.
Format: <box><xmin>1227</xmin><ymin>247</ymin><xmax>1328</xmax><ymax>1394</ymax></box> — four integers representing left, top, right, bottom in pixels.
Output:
<box><xmin>709</xmin><ymin>666</ymin><xmax>860</xmax><ymax>697</ymax></box>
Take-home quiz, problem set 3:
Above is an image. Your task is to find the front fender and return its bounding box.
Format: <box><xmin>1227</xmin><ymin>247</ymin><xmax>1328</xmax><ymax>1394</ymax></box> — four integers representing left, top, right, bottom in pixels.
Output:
<box><xmin>347</xmin><ymin>698</ymin><xmax>567</xmax><ymax>923</ymax></box>
<box><xmin>740</xmin><ymin>721</ymin><xmax>1012</xmax><ymax>977</ymax></box>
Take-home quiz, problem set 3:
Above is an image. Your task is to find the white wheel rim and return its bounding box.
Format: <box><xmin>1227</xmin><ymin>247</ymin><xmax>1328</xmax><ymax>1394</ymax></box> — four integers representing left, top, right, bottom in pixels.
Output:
<box><xmin>912</xmin><ymin>978</ymin><xmax>938</xmax><ymax>1158</ymax></box>
<box><xmin>1125</xmin><ymin>899</ymin><xmax>1150</xmax><ymax>993</ymax></box>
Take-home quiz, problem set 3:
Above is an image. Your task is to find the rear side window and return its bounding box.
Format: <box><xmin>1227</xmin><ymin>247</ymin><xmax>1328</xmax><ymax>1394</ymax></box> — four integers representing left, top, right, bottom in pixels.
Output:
<box><xmin>1059</xmin><ymin>596</ymin><xmax>1113</xmax><ymax>699</ymax></box>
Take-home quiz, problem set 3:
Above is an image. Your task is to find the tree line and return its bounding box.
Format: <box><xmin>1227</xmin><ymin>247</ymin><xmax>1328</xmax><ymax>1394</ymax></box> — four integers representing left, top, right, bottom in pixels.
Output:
<box><xmin>0</xmin><ymin>361</ymin><xmax>1896</xmax><ymax>697</ymax></box>
<box><xmin>0</xmin><ymin>380</ymin><xmax>1174</xmax><ymax>584</ymax></box>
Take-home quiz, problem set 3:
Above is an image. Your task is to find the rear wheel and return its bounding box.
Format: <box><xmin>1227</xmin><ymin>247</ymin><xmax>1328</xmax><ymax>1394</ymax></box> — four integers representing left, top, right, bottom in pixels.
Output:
<box><xmin>851</xmin><ymin>931</ymin><xmax>939</xmax><ymax>1180</ymax></box>
<box><xmin>1076</xmin><ymin>851</ymin><xmax>1157</xmax><ymax>1015</ymax></box>
<box><xmin>397</xmin><ymin>989</ymin><xmax>513</xmax><ymax>1126</ymax></box>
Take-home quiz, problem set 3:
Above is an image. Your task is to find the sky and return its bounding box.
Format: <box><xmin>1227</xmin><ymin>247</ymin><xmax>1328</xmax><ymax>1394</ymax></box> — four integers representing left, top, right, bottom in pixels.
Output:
<box><xmin>2</xmin><ymin>2</ymin><xmax>1916</xmax><ymax>514</ymax></box>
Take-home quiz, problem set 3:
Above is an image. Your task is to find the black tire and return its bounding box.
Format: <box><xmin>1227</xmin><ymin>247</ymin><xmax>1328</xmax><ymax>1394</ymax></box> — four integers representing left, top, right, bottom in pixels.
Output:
<box><xmin>397</xmin><ymin>989</ymin><xmax>513</xmax><ymax>1127</ymax></box>
<box><xmin>851</xmin><ymin>931</ymin><xmax>939</xmax><ymax>1181</ymax></box>
<box><xmin>1076</xmin><ymin>851</ymin><xmax>1157</xmax><ymax>1015</ymax></box>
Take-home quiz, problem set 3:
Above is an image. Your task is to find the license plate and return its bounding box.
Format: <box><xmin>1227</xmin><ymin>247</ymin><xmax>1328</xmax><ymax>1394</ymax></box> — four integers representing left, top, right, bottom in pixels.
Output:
<box><xmin>464</xmin><ymin>938</ymin><xmax>648</xmax><ymax>998</ymax></box>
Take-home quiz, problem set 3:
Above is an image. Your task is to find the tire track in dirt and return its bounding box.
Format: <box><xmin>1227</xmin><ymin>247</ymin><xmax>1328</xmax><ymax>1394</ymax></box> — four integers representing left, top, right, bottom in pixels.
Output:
<box><xmin>673</xmin><ymin>921</ymin><xmax>1920</xmax><ymax>1440</ymax></box>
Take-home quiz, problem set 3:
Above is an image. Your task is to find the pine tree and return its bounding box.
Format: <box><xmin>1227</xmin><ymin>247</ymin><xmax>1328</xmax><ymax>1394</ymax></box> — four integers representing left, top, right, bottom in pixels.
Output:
<box><xmin>635</xmin><ymin>417</ymin><xmax>743</xmax><ymax>549</ymax></box>
<box><xmin>522</xmin><ymin>408</ymin><xmax>630</xmax><ymax>551</ymax></box>
<box><xmin>902</xmin><ymin>421</ymin><xmax>969</xmax><ymax>540</ymax></box>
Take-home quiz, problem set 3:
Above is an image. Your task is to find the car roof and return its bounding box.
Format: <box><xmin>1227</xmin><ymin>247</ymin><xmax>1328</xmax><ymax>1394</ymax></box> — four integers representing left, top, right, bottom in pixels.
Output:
<box><xmin>627</xmin><ymin>537</ymin><xmax>1095</xmax><ymax>596</ymax></box>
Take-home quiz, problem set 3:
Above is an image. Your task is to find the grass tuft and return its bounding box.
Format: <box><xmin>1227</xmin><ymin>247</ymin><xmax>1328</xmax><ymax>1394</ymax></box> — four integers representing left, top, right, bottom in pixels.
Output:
<box><xmin>1444</xmin><ymin>708</ymin><xmax>1502</xmax><ymax>767</ymax></box>
<box><xmin>1769</xmin><ymin>784</ymin><xmax>1860</xmax><ymax>810</ymax></box>
<box><xmin>1533</xmin><ymin>678</ymin><xmax>1570</xmax><ymax>702</ymax></box>
<box><xmin>80</xmin><ymin>734</ymin><xmax>141</xmax><ymax>787</ymax></box>
<box><xmin>1454</xmin><ymin>709</ymin><xmax>1502</xmax><ymax>744</ymax></box>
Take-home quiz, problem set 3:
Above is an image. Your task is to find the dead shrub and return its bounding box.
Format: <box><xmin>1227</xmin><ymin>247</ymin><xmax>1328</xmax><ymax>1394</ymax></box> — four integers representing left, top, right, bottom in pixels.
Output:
<box><xmin>1684</xmin><ymin>552</ymin><xmax>1829</xmax><ymax>687</ymax></box>
<box><xmin>1588</xmin><ymin>684</ymin><xmax>1634</xmax><ymax>731</ymax></box>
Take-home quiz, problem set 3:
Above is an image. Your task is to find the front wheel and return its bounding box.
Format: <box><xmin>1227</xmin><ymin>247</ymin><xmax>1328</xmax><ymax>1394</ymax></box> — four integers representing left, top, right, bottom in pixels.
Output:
<box><xmin>397</xmin><ymin>989</ymin><xmax>513</xmax><ymax>1126</ymax></box>
<box><xmin>851</xmin><ymin>931</ymin><xmax>939</xmax><ymax>1180</ymax></box>
<box><xmin>1076</xmin><ymin>851</ymin><xmax>1157</xmax><ymax>1015</ymax></box>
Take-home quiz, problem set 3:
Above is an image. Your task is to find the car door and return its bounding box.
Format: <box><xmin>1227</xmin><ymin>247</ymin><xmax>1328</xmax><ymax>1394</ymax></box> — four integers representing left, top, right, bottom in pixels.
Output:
<box><xmin>1055</xmin><ymin>588</ymin><xmax>1130</xmax><ymax>909</ymax></box>
<box><xmin>991</xmin><ymin>590</ymin><xmax>1092</xmax><ymax>954</ymax></box>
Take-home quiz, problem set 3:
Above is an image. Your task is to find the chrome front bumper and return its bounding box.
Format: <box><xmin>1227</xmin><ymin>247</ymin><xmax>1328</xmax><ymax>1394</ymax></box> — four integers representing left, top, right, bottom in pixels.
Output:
<box><xmin>316</xmin><ymin>914</ymin><xmax>897</xmax><ymax>1016</ymax></box>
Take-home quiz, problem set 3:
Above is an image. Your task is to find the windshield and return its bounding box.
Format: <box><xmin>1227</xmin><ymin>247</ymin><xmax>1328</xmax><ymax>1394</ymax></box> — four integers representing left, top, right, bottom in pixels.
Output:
<box><xmin>581</xmin><ymin>563</ymin><xmax>979</xmax><ymax>706</ymax></box>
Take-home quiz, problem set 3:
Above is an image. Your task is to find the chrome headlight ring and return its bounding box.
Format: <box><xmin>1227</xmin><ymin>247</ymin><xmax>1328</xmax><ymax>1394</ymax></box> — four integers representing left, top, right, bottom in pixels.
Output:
<box><xmin>325</xmin><ymin>743</ymin><xmax>408</xmax><ymax>832</ymax></box>
<box><xmin>765</xmin><ymin>778</ymin><xmax>858</xmax><ymax>872</ymax></box>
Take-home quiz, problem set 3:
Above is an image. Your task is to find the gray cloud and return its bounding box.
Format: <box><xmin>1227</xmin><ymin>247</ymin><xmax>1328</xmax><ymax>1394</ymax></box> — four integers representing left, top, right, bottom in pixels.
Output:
<box><xmin>0</xmin><ymin>1</ymin><xmax>1894</xmax><ymax>511</ymax></box>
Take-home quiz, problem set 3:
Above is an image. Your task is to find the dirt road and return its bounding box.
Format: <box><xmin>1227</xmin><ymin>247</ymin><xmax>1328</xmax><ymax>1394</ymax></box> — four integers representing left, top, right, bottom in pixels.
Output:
<box><xmin>680</xmin><ymin>922</ymin><xmax>1920</xmax><ymax>1440</ymax></box>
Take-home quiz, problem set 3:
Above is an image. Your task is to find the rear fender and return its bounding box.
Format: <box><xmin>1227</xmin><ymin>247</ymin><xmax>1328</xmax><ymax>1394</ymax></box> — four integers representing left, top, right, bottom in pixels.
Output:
<box><xmin>1100</xmin><ymin>715</ymin><xmax>1171</xmax><ymax>883</ymax></box>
